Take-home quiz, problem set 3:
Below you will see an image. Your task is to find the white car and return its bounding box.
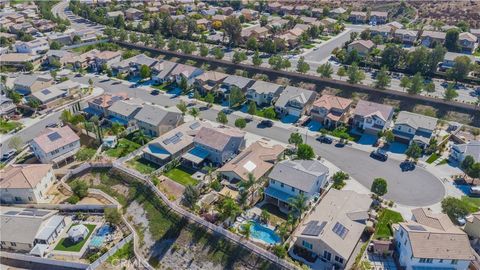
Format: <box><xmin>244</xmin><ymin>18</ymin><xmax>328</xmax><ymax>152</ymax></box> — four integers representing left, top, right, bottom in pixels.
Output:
<box><xmin>1</xmin><ymin>149</ymin><xmax>16</xmax><ymax>162</ymax></box>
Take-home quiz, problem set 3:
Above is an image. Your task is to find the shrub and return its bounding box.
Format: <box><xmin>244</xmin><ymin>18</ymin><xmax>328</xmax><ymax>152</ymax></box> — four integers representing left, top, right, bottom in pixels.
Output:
<box><xmin>273</xmin><ymin>244</ymin><xmax>287</xmax><ymax>258</ymax></box>
<box><xmin>67</xmin><ymin>195</ymin><xmax>80</xmax><ymax>204</ymax></box>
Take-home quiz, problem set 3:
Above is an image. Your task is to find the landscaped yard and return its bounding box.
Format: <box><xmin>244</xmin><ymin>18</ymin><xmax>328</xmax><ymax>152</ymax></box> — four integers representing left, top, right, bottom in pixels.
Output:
<box><xmin>105</xmin><ymin>138</ymin><xmax>141</xmax><ymax>158</ymax></box>
<box><xmin>163</xmin><ymin>167</ymin><xmax>199</xmax><ymax>186</ymax></box>
<box><xmin>260</xmin><ymin>203</ymin><xmax>287</xmax><ymax>225</ymax></box>
<box><xmin>461</xmin><ymin>196</ymin><xmax>480</xmax><ymax>213</ymax></box>
<box><xmin>54</xmin><ymin>224</ymin><xmax>96</xmax><ymax>252</ymax></box>
<box><xmin>426</xmin><ymin>153</ymin><xmax>440</xmax><ymax>164</ymax></box>
<box><xmin>0</xmin><ymin>120</ymin><xmax>22</xmax><ymax>134</ymax></box>
<box><xmin>127</xmin><ymin>157</ymin><xmax>159</xmax><ymax>174</ymax></box>
<box><xmin>374</xmin><ymin>209</ymin><xmax>404</xmax><ymax>240</ymax></box>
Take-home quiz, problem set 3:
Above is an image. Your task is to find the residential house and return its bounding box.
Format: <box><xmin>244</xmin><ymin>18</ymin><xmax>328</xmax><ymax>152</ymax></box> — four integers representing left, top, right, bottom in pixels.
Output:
<box><xmin>240</xmin><ymin>8</ymin><xmax>259</xmax><ymax>21</ymax></box>
<box><xmin>394</xmin><ymin>208</ymin><xmax>474</xmax><ymax>270</ymax></box>
<box><xmin>212</xmin><ymin>14</ymin><xmax>227</xmax><ymax>24</ymax></box>
<box><xmin>293</xmin><ymin>190</ymin><xmax>372</xmax><ymax>269</ymax></box>
<box><xmin>106</xmin><ymin>11</ymin><xmax>124</xmax><ymax>19</ymax></box>
<box><xmin>112</xmin><ymin>54</ymin><xmax>159</xmax><ymax>76</ymax></box>
<box><xmin>458</xmin><ymin>32</ymin><xmax>478</xmax><ymax>54</ymax></box>
<box><xmin>46</xmin><ymin>50</ymin><xmax>77</xmax><ymax>67</ymax></box>
<box><xmin>311</xmin><ymin>95</ymin><xmax>353</xmax><ymax>128</ymax></box>
<box><xmin>393</xmin><ymin>29</ymin><xmax>418</xmax><ymax>44</ymax></box>
<box><xmin>349</xmin><ymin>11</ymin><xmax>367</xmax><ymax>24</ymax></box>
<box><xmin>268</xmin><ymin>18</ymin><xmax>290</xmax><ymax>30</ymax></box>
<box><xmin>30</xmin><ymin>126</ymin><xmax>81</xmax><ymax>165</ymax></box>
<box><xmin>246</xmin><ymin>80</ymin><xmax>284</xmax><ymax>106</ymax></box>
<box><xmin>0</xmin><ymin>95</ymin><xmax>16</xmax><ymax>116</ymax></box>
<box><xmin>194</xmin><ymin>71</ymin><xmax>228</xmax><ymax>94</ymax></box>
<box><xmin>168</xmin><ymin>63</ymin><xmax>204</xmax><ymax>86</ymax></box>
<box><xmin>280</xmin><ymin>5</ymin><xmax>295</xmax><ymax>15</ymax></box>
<box><xmin>386</xmin><ymin>21</ymin><xmax>404</xmax><ymax>30</ymax></box>
<box><xmin>312</xmin><ymin>8</ymin><xmax>324</xmax><ymax>18</ymax></box>
<box><xmin>294</xmin><ymin>5</ymin><xmax>310</xmax><ymax>15</ymax></box>
<box><xmin>267</xmin><ymin>2</ymin><xmax>282</xmax><ymax>14</ymax></box>
<box><xmin>13</xmin><ymin>74</ymin><xmax>53</xmax><ymax>95</ymax></box>
<box><xmin>182</xmin><ymin>126</ymin><xmax>245</xmax><ymax>166</ymax></box>
<box><xmin>300</xmin><ymin>16</ymin><xmax>317</xmax><ymax>25</ymax></box>
<box><xmin>330</xmin><ymin>7</ymin><xmax>347</xmax><ymax>19</ymax></box>
<box><xmin>450</xmin><ymin>141</ymin><xmax>480</xmax><ymax>163</ymax></box>
<box><xmin>200</xmin><ymin>8</ymin><xmax>217</xmax><ymax>16</ymax></box>
<box><xmin>274</xmin><ymin>86</ymin><xmax>316</xmax><ymax>118</ymax></box>
<box><xmin>196</xmin><ymin>18</ymin><xmax>210</xmax><ymax>30</ymax></box>
<box><xmin>370</xmin><ymin>25</ymin><xmax>394</xmax><ymax>40</ymax></box>
<box><xmin>265</xmin><ymin>160</ymin><xmax>329</xmax><ymax>212</ymax></box>
<box><xmin>152</xmin><ymin>60</ymin><xmax>178</xmax><ymax>84</ymax></box>
<box><xmin>134</xmin><ymin>104</ymin><xmax>183</xmax><ymax>137</ymax></box>
<box><xmin>0</xmin><ymin>207</ymin><xmax>66</xmax><ymax>254</ymax></box>
<box><xmin>106</xmin><ymin>99</ymin><xmax>143</xmax><ymax>126</ymax></box>
<box><xmin>0</xmin><ymin>164</ymin><xmax>55</xmax><ymax>204</ymax></box>
<box><xmin>247</xmin><ymin>26</ymin><xmax>270</xmax><ymax>41</ymax></box>
<box><xmin>30</xmin><ymin>80</ymin><xmax>80</xmax><ymax>107</ymax></box>
<box><xmin>369</xmin><ymin>11</ymin><xmax>388</xmax><ymax>24</ymax></box>
<box><xmin>125</xmin><ymin>8</ymin><xmax>143</xmax><ymax>20</ymax></box>
<box><xmin>90</xmin><ymin>50</ymin><xmax>122</xmax><ymax>71</ymax></box>
<box><xmin>159</xmin><ymin>4</ymin><xmax>175</xmax><ymax>14</ymax></box>
<box><xmin>470</xmin><ymin>29</ymin><xmax>480</xmax><ymax>42</ymax></box>
<box><xmin>352</xmin><ymin>100</ymin><xmax>394</xmax><ymax>134</ymax></box>
<box><xmin>442</xmin><ymin>52</ymin><xmax>477</xmax><ymax>69</ymax></box>
<box><xmin>0</xmin><ymin>53</ymin><xmax>43</xmax><ymax>69</ymax></box>
<box><xmin>420</xmin><ymin>31</ymin><xmax>446</xmax><ymax>47</ymax></box>
<box><xmin>218</xmin><ymin>140</ymin><xmax>285</xmax><ymax>184</ymax></box>
<box><xmin>219</xmin><ymin>75</ymin><xmax>254</xmax><ymax>95</ymax></box>
<box><xmin>347</xmin><ymin>39</ymin><xmax>375</xmax><ymax>56</ymax></box>
<box><xmin>47</xmin><ymin>32</ymin><xmax>73</xmax><ymax>45</ymax></box>
<box><xmin>15</xmin><ymin>38</ymin><xmax>49</xmax><ymax>54</ymax></box>
<box><xmin>142</xmin><ymin>121</ymin><xmax>210</xmax><ymax>165</ymax></box>
<box><xmin>85</xmin><ymin>92</ymin><xmax>128</xmax><ymax>117</ymax></box>
<box><xmin>464</xmin><ymin>211</ymin><xmax>480</xmax><ymax>239</ymax></box>
<box><xmin>393</xmin><ymin>111</ymin><xmax>438</xmax><ymax>148</ymax></box>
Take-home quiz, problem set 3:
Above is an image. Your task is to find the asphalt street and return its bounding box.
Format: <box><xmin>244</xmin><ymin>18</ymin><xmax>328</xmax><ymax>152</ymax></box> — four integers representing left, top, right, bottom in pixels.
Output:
<box><xmin>72</xmin><ymin>76</ymin><xmax>446</xmax><ymax>207</ymax></box>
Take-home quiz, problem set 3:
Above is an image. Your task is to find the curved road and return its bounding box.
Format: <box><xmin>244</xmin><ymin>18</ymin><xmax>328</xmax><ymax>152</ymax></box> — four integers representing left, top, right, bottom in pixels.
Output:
<box><xmin>72</xmin><ymin>76</ymin><xmax>446</xmax><ymax>207</ymax></box>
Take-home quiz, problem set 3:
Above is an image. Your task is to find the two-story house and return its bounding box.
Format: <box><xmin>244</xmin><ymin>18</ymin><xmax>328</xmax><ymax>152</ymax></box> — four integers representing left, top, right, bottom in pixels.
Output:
<box><xmin>352</xmin><ymin>100</ymin><xmax>394</xmax><ymax>134</ymax></box>
<box><xmin>347</xmin><ymin>40</ymin><xmax>375</xmax><ymax>56</ymax></box>
<box><xmin>124</xmin><ymin>8</ymin><xmax>143</xmax><ymax>20</ymax></box>
<box><xmin>442</xmin><ymin>52</ymin><xmax>477</xmax><ymax>69</ymax></box>
<box><xmin>30</xmin><ymin>126</ymin><xmax>81</xmax><ymax>166</ymax></box>
<box><xmin>349</xmin><ymin>11</ymin><xmax>367</xmax><ymax>24</ymax></box>
<box><xmin>14</xmin><ymin>74</ymin><xmax>53</xmax><ymax>96</ymax></box>
<box><xmin>218</xmin><ymin>75</ymin><xmax>254</xmax><ymax>95</ymax></box>
<box><xmin>464</xmin><ymin>211</ymin><xmax>480</xmax><ymax>239</ymax></box>
<box><xmin>293</xmin><ymin>190</ymin><xmax>372</xmax><ymax>269</ymax></box>
<box><xmin>393</xmin><ymin>208</ymin><xmax>474</xmax><ymax>270</ymax></box>
<box><xmin>311</xmin><ymin>95</ymin><xmax>353</xmax><ymax>128</ymax></box>
<box><xmin>450</xmin><ymin>140</ymin><xmax>480</xmax><ymax>164</ymax></box>
<box><xmin>85</xmin><ymin>92</ymin><xmax>128</xmax><ymax>117</ymax></box>
<box><xmin>458</xmin><ymin>32</ymin><xmax>478</xmax><ymax>54</ymax></box>
<box><xmin>90</xmin><ymin>50</ymin><xmax>122</xmax><ymax>72</ymax></box>
<box><xmin>134</xmin><ymin>104</ymin><xmax>183</xmax><ymax>137</ymax></box>
<box><xmin>0</xmin><ymin>164</ymin><xmax>55</xmax><ymax>204</ymax></box>
<box><xmin>106</xmin><ymin>99</ymin><xmax>143</xmax><ymax>126</ymax></box>
<box><xmin>168</xmin><ymin>63</ymin><xmax>204</xmax><ymax>86</ymax></box>
<box><xmin>274</xmin><ymin>86</ymin><xmax>317</xmax><ymax>118</ymax></box>
<box><xmin>194</xmin><ymin>71</ymin><xmax>228</xmax><ymax>94</ymax></box>
<box><xmin>265</xmin><ymin>160</ymin><xmax>329</xmax><ymax>212</ymax></box>
<box><xmin>393</xmin><ymin>29</ymin><xmax>418</xmax><ymax>44</ymax></box>
<box><xmin>182</xmin><ymin>126</ymin><xmax>245</xmax><ymax>166</ymax></box>
<box><xmin>246</xmin><ymin>81</ymin><xmax>284</xmax><ymax>106</ymax></box>
<box><xmin>15</xmin><ymin>38</ymin><xmax>49</xmax><ymax>54</ymax></box>
<box><xmin>393</xmin><ymin>111</ymin><xmax>438</xmax><ymax>148</ymax></box>
<box><xmin>369</xmin><ymin>11</ymin><xmax>388</xmax><ymax>24</ymax></box>
<box><xmin>370</xmin><ymin>25</ymin><xmax>394</xmax><ymax>40</ymax></box>
<box><xmin>420</xmin><ymin>31</ymin><xmax>446</xmax><ymax>47</ymax></box>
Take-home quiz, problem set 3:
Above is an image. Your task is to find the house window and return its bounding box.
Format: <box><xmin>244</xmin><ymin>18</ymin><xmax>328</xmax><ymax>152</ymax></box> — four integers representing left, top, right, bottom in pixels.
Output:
<box><xmin>291</xmin><ymin>187</ymin><xmax>295</xmax><ymax>192</ymax></box>
<box><xmin>302</xmin><ymin>240</ymin><xmax>312</xmax><ymax>249</ymax></box>
<box><xmin>439</xmin><ymin>259</ymin><xmax>443</xmax><ymax>263</ymax></box>
<box><xmin>419</xmin><ymin>258</ymin><xmax>433</xmax><ymax>263</ymax></box>
<box><xmin>11</xmin><ymin>242</ymin><xmax>16</xmax><ymax>247</ymax></box>
<box><xmin>280</xmin><ymin>183</ymin><xmax>284</xmax><ymax>188</ymax></box>
<box><xmin>15</xmin><ymin>197</ymin><xmax>21</xmax><ymax>201</ymax></box>
<box><xmin>404</xmin><ymin>239</ymin><xmax>407</xmax><ymax>246</ymax></box>
<box><xmin>28</xmin><ymin>197</ymin><xmax>33</xmax><ymax>201</ymax></box>
<box><xmin>323</xmin><ymin>251</ymin><xmax>332</xmax><ymax>261</ymax></box>
<box><xmin>271</xmin><ymin>180</ymin><xmax>275</xmax><ymax>184</ymax></box>
<box><xmin>334</xmin><ymin>256</ymin><xmax>344</xmax><ymax>264</ymax></box>
<box><xmin>451</xmin><ymin>260</ymin><xmax>458</xmax><ymax>265</ymax></box>
<box><xmin>1</xmin><ymin>241</ymin><xmax>5</xmax><ymax>245</ymax></box>
<box><xmin>400</xmin><ymin>230</ymin><xmax>404</xmax><ymax>238</ymax></box>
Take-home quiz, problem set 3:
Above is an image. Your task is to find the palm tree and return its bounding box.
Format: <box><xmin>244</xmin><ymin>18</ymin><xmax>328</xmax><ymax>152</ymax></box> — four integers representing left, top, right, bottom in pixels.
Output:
<box><xmin>288</xmin><ymin>193</ymin><xmax>308</xmax><ymax>220</ymax></box>
<box><xmin>133</xmin><ymin>130</ymin><xmax>148</xmax><ymax>145</ymax></box>
<box><xmin>239</xmin><ymin>173</ymin><xmax>258</xmax><ymax>206</ymax></box>
<box><xmin>239</xmin><ymin>222</ymin><xmax>251</xmax><ymax>239</ymax></box>
<box><xmin>238</xmin><ymin>189</ymin><xmax>248</xmax><ymax>209</ymax></box>
<box><xmin>189</xmin><ymin>107</ymin><xmax>200</xmax><ymax>120</ymax></box>
<box><xmin>202</xmin><ymin>164</ymin><xmax>216</xmax><ymax>182</ymax></box>
<box><xmin>111</xmin><ymin>122</ymin><xmax>125</xmax><ymax>136</ymax></box>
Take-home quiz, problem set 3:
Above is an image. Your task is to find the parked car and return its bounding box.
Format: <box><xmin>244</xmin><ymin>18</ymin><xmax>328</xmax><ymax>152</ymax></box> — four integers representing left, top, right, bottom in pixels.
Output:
<box><xmin>400</xmin><ymin>161</ymin><xmax>415</xmax><ymax>171</ymax></box>
<box><xmin>45</xmin><ymin>123</ymin><xmax>58</xmax><ymax>128</ymax></box>
<box><xmin>221</xmin><ymin>108</ymin><xmax>233</xmax><ymax>114</ymax></box>
<box><xmin>258</xmin><ymin>120</ymin><xmax>273</xmax><ymax>128</ymax></box>
<box><xmin>316</xmin><ymin>135</ymin><xmax>333</xmax><ymax>144</ymax></box>
<box><xmin>1</xmin><ymin>149</ymin><xmax>16</xmax><ymax>162</ymax></box>
<box><xmin>151</xmin><ymin>90</ymin><xmax>160</xmax><ymax>95</ymax></box>
<box><xmin>370</xmin><ymin>149</ymin><xmax>388</xmax><ymax>161</ymax></box>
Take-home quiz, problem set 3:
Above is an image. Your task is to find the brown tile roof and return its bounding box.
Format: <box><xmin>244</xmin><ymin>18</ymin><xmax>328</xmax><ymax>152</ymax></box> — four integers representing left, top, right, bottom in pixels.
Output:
<box><xmin>0</xmin><ymin>164</ymin><xmax>52</xmax><ymax>189</ymax></box>
<box><xmin>411</xmin><ymin>208</ymin><xmax>455</xmax><ymax>231</ymax></box>
<box><xmin>195</xmin><ymin>71</ymin><xmax>228</xmax><ymax>83</ymax></box>
<box><xmin>459</xmin><ymin>32</ymin><xmax>477</xmax><ymax>42</ymax></box>
<box><xmin>353</xmin><ymin>100</ymin><xmax>393</xmax><ymax>121</ymax></box>
<box><xmin>194</xmin><ymin>126</ymin><xmax>245</xmax><ymax>151</ymax></box>
<box><xmin>32</xmin><ymin>126</ymin><xmax>80</xmax><ymax>154</ymax></box>
<box><xmin>218</xmin><ymin>140</ymin><xmax>284</xmax><ymax>181</ymax></box>
<box><xmin>89</xmin><ymin>93</ymin><xmax>128</xmax><ymax>108</ymax></box>
<box><xmin>313</xmin><ymin>94</ymin><xmax>352</xmax><ymax>111</ymax></box>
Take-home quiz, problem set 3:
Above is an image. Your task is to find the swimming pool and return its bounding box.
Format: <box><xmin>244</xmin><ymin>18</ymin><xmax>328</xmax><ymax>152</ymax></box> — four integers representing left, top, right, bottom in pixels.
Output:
<box><xmin>88</xmin><ymin>225</ymin><xmax>113</xmax><ymax>248</ymax></box>
<box><xmin>248</xmin><ymin>221</ymin><xmax>281</xmax><ymax>245</ymax></box>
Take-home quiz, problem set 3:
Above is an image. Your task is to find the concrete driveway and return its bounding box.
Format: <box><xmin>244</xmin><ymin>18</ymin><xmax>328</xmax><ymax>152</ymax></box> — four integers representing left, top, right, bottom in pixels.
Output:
<box><xmin>72</xmin><ymin>76</ymin><xmax>446</xmax><ymax>207</ymax></box>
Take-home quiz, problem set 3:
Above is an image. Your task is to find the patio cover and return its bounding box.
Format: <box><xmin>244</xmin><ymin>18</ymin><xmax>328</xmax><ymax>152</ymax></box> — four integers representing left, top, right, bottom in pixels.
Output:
<box><xmin>29</xmin><ymin>244</ymin><xmax>48</xmax><ymax>257</ymax></box>
<box><xmin>219</xmin><ymin>186</ymin><xmax>239</xmax><ymax>199</ymax></box>
<box><xmin>264</xmin><ymin>186</ymin><xmax>295</xmax><ymax>203</ymax></box>
<box><xmin>182</xmin><ymin>146</ymin><xmax>209</xmax><ymax>164</ymax></box>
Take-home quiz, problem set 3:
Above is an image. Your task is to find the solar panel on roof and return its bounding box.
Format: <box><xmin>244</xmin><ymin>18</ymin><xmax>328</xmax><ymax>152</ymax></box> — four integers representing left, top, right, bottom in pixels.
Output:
<box><xmin>19</xmin><ymin>211</ymin><xmax>34</xmax><ymax>216</ymax></box>
<box><xmin>4</xmin><ymin>211</ymin><xmax>19</xmax><ymax>216</ymax></box>
<box><xmin>332</xmin><ymin>222</ymin><xmax>349</xmax><ymax>239</ymax></box>
<box><xmin>47</xmin><ymin>132</ymin><xmax>61</xmax><ymax>141</ymax></box>
<box><xmin>189</xmin><ymin>122</ymin><xmax>200</xmax><ymax>130</ymax></box>
<box><xmin>301</xmin><ymin>221</ymin><xmax>326</xmax><ymax>236</ymax></box>
<box><xmin>407</xmin><ymin>225</ymin><xmax>426</xmax><ymax>231</ymax></box>
<box><xmin>41</xmin><ymin>89</ymin><xmax>51</xmax><ymax>95</ymax></box>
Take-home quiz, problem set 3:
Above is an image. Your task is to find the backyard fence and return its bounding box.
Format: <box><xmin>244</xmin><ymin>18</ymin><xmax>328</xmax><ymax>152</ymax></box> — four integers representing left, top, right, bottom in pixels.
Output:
<box><xmin>0</xmin><ymin>252</ymin><xmax>89</xmax><ymax>270</ymax></box>
<box><xmin>87</xmin><ymin>234</ymin><xmax>133</xmax><ymax>270</ymax></box>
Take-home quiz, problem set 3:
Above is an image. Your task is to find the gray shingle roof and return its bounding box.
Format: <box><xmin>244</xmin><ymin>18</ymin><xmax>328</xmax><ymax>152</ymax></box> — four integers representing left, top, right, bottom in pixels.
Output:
<box><xmin>249</xmin><ymin>80</ymin><xmax>283</xmax><ymax>95</ymax></box>
<box><xmin>134</xmin><ymin>104</ymin><xmax>182</xmax><ymax>127</ymax></box>
<box><xmin>222</xmin><ymin>75</ymin><xmax>254</xmax><ymax>89</ymax></box>
<box><xmin>275</xmin><ymin>86</ymin><xmax>315</xmax><ymax>108</ymax></box>
<box><xmin>268</xmin><ymin>160</ymin><xmax>329</xmax><ymax>192</ymax></box>
<box><xmin>455</xmin><ymin>141</ymin><xmax>480</xmax><ymax>162</ymax></box>
<box><xmin>395</xmin><ymin>111</ymin><xmax>438</xmax><ymax>131</ymax></box>
<box><xmin>108</xmin><ymin>100</ymin><xmax>142</xmax><ymax>118</ymax></box>
<box><xmin>353</xmin><ymin>100</ymin><xmax>394</xmax><ymax>121</ymax></box>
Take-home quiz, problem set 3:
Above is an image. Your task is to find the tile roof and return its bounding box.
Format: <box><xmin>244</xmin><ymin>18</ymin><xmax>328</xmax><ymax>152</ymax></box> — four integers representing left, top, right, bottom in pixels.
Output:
<box><xmin>222</xmin><ymin>75</ymin><xmax>254</xmax><ymax>89</ymax></box>
<box><xmin>459</xmin><ymin>32</ymin><xmax>477</xmax><ymax>42</ymax></box>
<box><xmin>353</xmin><ymin>100</ymin><xmax>394</xmax><ymax>121</ymax></box>
<box><xmin>275</xmin><ymin>86</ymin><xmax>316</xmax><ymax>108</ymax></box>
<box><xmin>0</xmin><ymin>164</ymin><xmax>52</xmax><ymax>189</ymax></box>
<box><xmin>313</xmin><ymin>94</ymin><xmax>352</xmax><ymax>110</ymax></box>
<box><xmin>88</xmin><ymin>92</ymin><xmax>128</xmax><ymax>109</ymax></box>
<box><xmin>349</xmin><ymin>39</ymin><xmax>375</xmax><ymax>49</ymax></box>
<box><xmin>32</xmin><ymin>126</ymin><xmax>80</xmax><ymax>154</ymax></box>
<box><xmin>194</xmin><ymin>126</ymin><xmax>245</xmax><ymax>152</ymax></box>
<box><xmin>108</xmin><ymin>99</ymin><xmax>143</xmax><ymax>118</ymax></box>
<box><xmin>195</xmin><ymin>71</ymin><xmax>228</xmax><ymax>83</ymax></box>
<box><xmin>134</xmin><ymin>104</ymin><xmax>182</xmax><ymax>127</ymax></box>
<box><xmin>249</xmin><ymin>80</ymin><xmax>283</xmax><ymax>95</ymax></box>
<box><xmin>268</xmin><ymin>160</ymin><xmax>329</xmax><ymax>192</ymax></box>
<box><xmin>421</xmin><ymin>30</ymin><xmax>446</xmax><ymax>39</ymax></box>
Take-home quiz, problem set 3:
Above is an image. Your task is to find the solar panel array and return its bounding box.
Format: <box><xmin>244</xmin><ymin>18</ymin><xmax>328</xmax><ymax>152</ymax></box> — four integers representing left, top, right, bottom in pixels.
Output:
<box><xmin>407</xmin><ymin>225</ymin><xmax>427</xmax><ymax>231</ymax></box>
<box><xmin>301</xmin><ymin>221</ymin><xmax>326</xmax><ymax>236</ymax></box>
<box><xmin>41</xmin><ymin>89</ymin><xmax>51</xmax><ymax>95</ymax></box>
<box><xmin>47</xmin><ymin>132</ymin><xmax>61</xmax><ymax>141</ymax></box>
<box><xmin>163</xmin><ymin>132</ymin><xmax>184</xmax><ymax>145</ymax></box>
<box><xmin>189</xmin><ymin>122</ymin><xmax>201</xmax><ymax>130</ymax></box>
<box><xmin>332</xmin><ymin>222</ymin><xmax>349</xmax><ymax>239</ymax></box>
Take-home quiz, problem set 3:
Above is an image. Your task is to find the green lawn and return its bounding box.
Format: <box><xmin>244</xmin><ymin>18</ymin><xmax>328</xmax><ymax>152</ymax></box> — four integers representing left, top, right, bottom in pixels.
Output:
<box><xmin>374</xmin><ymin>209</ymin><xmax>404</xmax><ymax>239</ymax></box>
<box><xmin>0</xmin><ymin>120</ymin><xmax>22</xmax><ymax>134</ymax></box>
<box><xmin>105</xmin><ymin>138</ymin><xmax>141</xmax><ymax>158</ymax></box>
<box><xmin>54</xmin><ymin>224</ymin><xmax>96</xmax><ymax>252</ymax></box>
<box><xmin>426</xmin><ymin>153</ymin><xmax>440</xmax><ymax>164</ymax></box>
<box><xmin>164</xmin><ymin>167</ymin><xmax>199</xmax><ymax>186</ymax></box>
<box><xmin>302</xmin><ymin>44</ymin><xmax>315</xmax><ymax>49</ymax></box>
<box><xmin>127</xmin><ymin>157</ymin><xmax>159</xmax><ymax>174</ymax></box>
<box><xmin>152</xmin><ymin>82</ymin><xmax>170</xmax><ymax>91</ymax></box>
<box><xmin>461</xmin><ymin>196</ymin><xmax>480</xmax><ymax>213</ymax></box>
<box><xmin>107</xmin><ymin>241</ymin><xmax>134</xmax><ymax>263</ymax></box>
<box><xmin>260</xmin><ymin>203</ymin><xmax>287</xmax><ymax>225</ymax></box>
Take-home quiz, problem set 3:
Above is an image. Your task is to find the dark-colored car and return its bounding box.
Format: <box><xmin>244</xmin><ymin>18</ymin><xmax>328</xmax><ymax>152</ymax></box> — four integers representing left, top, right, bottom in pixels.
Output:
<box><xmin>151</xmin><ymin>90</ymin><xmax>160</xmax><ymax>95</ymax></box>
<box><xmin>259</xmin><ymin>120</ymin><xmax>273</xmax><ymax>127</ymax></box>
<box><xmin>222</xmin><ymin>108</ymin><xmax>234</xmax><ymax>114</ymax></box>
<box><xmin>316</xmin><ymin>135</ymin><xmax>333</xmax><ymax>144</ymax></box>
<box><xmin>45</xmin><ymin>123</ymin><xmax>58</xmax><ymax>128</ymax></box>
<box><xmin>400</xmin><ymin>161</ymin><xmax>415</xmax><ymax>171</ymax></box>
<box><xmin>370</xmin><ymin>149</ymin><xmax>388</xmax><ymax>161</ymax></box>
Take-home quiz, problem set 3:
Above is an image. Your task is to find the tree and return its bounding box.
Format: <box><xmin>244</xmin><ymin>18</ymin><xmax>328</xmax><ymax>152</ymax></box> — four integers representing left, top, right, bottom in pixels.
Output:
<box><xmin>337</xmin><ymin>66</ymin><xmax>347</xmax><ymax>79</ymax></box>
<box><xmin>182</xmin><ymin>184</ymin><xmax>200</xmax><ymax>209</ymax></box>
<box><xmin>252</xmin><ymin>51</ymin><xmax>262</xmax><ymax>66</ymax></box>
<box><xmin>71</xmin><ymin>180</ymin><xmax>88</xmax><ymax>199</ymax></box>
<box><xmin>269</xmin><ymin>55</ymin><xmax>290</xmax><ymax>70</ymax></box>
<box><xmin>246</xmin><ymin>37</ymin><xmax>258</xmax><ymax>51</ymax></box>
<box><xmin>229</xmin><ymin>86</ymin><xmax>245</xmax><ymax>108</ymax></box>
<box><xmin>239</xmin><ymin>173</ymin><xmax>258</xmax><ymax>205</ymax></box>
<box><xmin>406</xmin><ymin>47</ymin><xmax>430</xmax><ymax>75</ymax></box>
<box><xmin>380</xmin><ymin>45</ymin><xmax>405</xmax><ymax>70</ymax></box>
<box><xmin>447</xmin><ymin>56</ymin><xmax>473</xmax><ymax>82</ymax></box>
<box><xmin>260</xmin><ymin>15</ymin><xmax>268</xmax><ymax>27</ymax></box>
<box><xmin>139</xmin><ymin>65</ymin><xmax>151</xmax><ymax>79</ymax></box>
<box><xmin>8</xmin><ymin>136</ymin><xmax>23</xmax><ymax>152</ymax></box>
<box><xmin>133</xmin><ymin>130</ymin><xmax>148</xmax><ymax>145</ymax></box>
<box><xmin>428</xmin><ymin>45</ymin><xmax>446</xmax><ymax>73</ymax></box>
<box><xmin>50</xmin><ymin>41</ymin><xmax>62</xmax><ymax>50</ymax></box>
<box><xmin>405</xmin><ymin>142</ymin><xmax>422</xmax><ymax>161</ymax></box>
<box><xmin>179</xmin><ymin>76</ymin><xmax>189</xmax><ymax>94</ymax></box>
<box><xmin>407</xmin><ymin>73</ymin><xmax>424</xmax><ymax>95</ymax></box>
<box><xmin>204</xmin><ymin>93</ymin><xmax>215</xmax><ymax>106</ymax></box>
<box><xmin>461</xmin><ymin>155</ymin><xmax>476</xmax><ymax>172</ymax></box>
<box><xmin>199</xmin><ymin>45</ymin><xmax>209</xmax><ymax>57</ymax></box>
<box><xmin>296</xmin><ymin>143</ymin><xmax>315</xmax><ymax>160</ymax></box>
<box><xmin>247</xmin><ymin>101</ymin><xmax>257</xmax><ymax>115</ymax></box>
<box><xmin>288</xmin><ymin>193</ymin><xmax>308</xmax><ymax>220</ymax></box>
<box><xmin>110</xmin><ymin>122</ymin><xmax>124</xmax><ymax>136</ymax></box>
<box><xmin>445</xmin><ymin>29</ymin><xmax>460</xmax><ymax>52</ymax></box>
<box><xmin>239</xmin><ymin>222</ymin><xmax>251</xmax><ymax>239</ymax></box>
<box><xmin>218</xmin><ymin>197</ymin><xmax>241</xmax><ymax>221</ymax></box>
<box><xmin>234</xmin><ymin>118</ymin><xmax>247</xmax><ymax>129</ymax></box>
<box><xmin>317</xmin><ymin>62</ymin><xmax>334</xmax><ymax>78</ymax></box>
<box><xmin>441</xmin><ymin>197</ymin><xmax>469</xmax><ymax>222</ymax></box>
<box><xmin>332</xmin><ymin>171</ymin><xmax>349</xmax><ymax>189</ymax></box>
<box><xmin>222</xmin><ymin>16</ymin><xmax>242</xmax><ymax>46</ymax></box>
<box><xmin>104</xmin><ymin>208</ymin><xmax>121</xmax><ymax>225</ymax></box>
<box><xmin>374</xmin><ymin>66</ymin><xmax>391</xmax><ymax>89</ymax></box>
<box><xmin>176</xmin><ymin>100</ymin><xmax>187</xmax><ymax>116</ymax></box>
<box><xmin>260</xmin><ymin>209</ymin><xmax>271</xmax><ymax>224</ymax></box>
<box><xmin>232</xmin><ymin>51</ymin><xmax>247</xmax><ymax>64</ymax></box>
<box><xmin>424</xmin><ymin>82</ymin><xmax>435</xmax><ymax>93</ymax></box>
<box><xmin>444</xmin><ymin>83</ymin><xmax>459</xmax><ymax>101</ymax></box>
<box><xmin>296</xmin><ymin>56</ymin><xmax>310</xmax><ymax>73</ymax></box>
<box><xmin>168</xmin><ymin>38</ymin><xmax>178</xmax><ymax>51</ymax></box>
<box><xmin>288</xmin><ymin>132</ymin><xmax>303</xmax><ymax>147</ymax></box>
<box><xmin>273</xmin><ymin>245</ymin><xmax>287</xmax><ymax>258</ymax></box>
<box><xmin>263</xmin><ymin>107</ymin><xmax>276</xmax><ymax>119</ymax></box>
<box><xmin>217</xmin><ymin>111</ymin><xmax>228</xmax><ymax>125</ymax></box>
<box><xmin>25</xmin><ymin>62</ymin><xmax>34</xmax><ymax>71</ymax></box>
<box><xmin>212</xmin><ymin>47</ymin><xmax>224</xmax><ymax>60</ymax></box>
<box><xmin>189</xmin><ymin>107</ymin><xmax>200</xmax><ymax>119</ymax></box>
<box><xmin>28</xmin><ymin>98</ymin><xmax>41</xmax><ymax>114</ymax></box>
<box><xmin>383</xmin><ymin>130</ymin><xmax>395</xmax><ymax>144</ymax></box>
<box><xmin>400</xmin><ymin>76</ymin><xmax>410</xmax><ymax>90</ymax></box>
<box><xmin>371</xmin><ymin>178</ymin><xmax>387</xmax><ymax>196</ymax></box>
<box><xmin>347</xmin><ymin>63</ymin><xmax>365</xmax><ymax>84</ymax></box>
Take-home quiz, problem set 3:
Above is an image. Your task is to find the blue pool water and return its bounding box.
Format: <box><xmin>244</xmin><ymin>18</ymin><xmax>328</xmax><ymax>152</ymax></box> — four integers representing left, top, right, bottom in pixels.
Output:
<box><xmin>89</xmin><ymin>225</ymin><xmax>113</xmax><ymax>248</ymax></box>
<box><xmin>248</xmin><ymin>221</ymin><xmax>281</xmax><ymax>245</ymax></box>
